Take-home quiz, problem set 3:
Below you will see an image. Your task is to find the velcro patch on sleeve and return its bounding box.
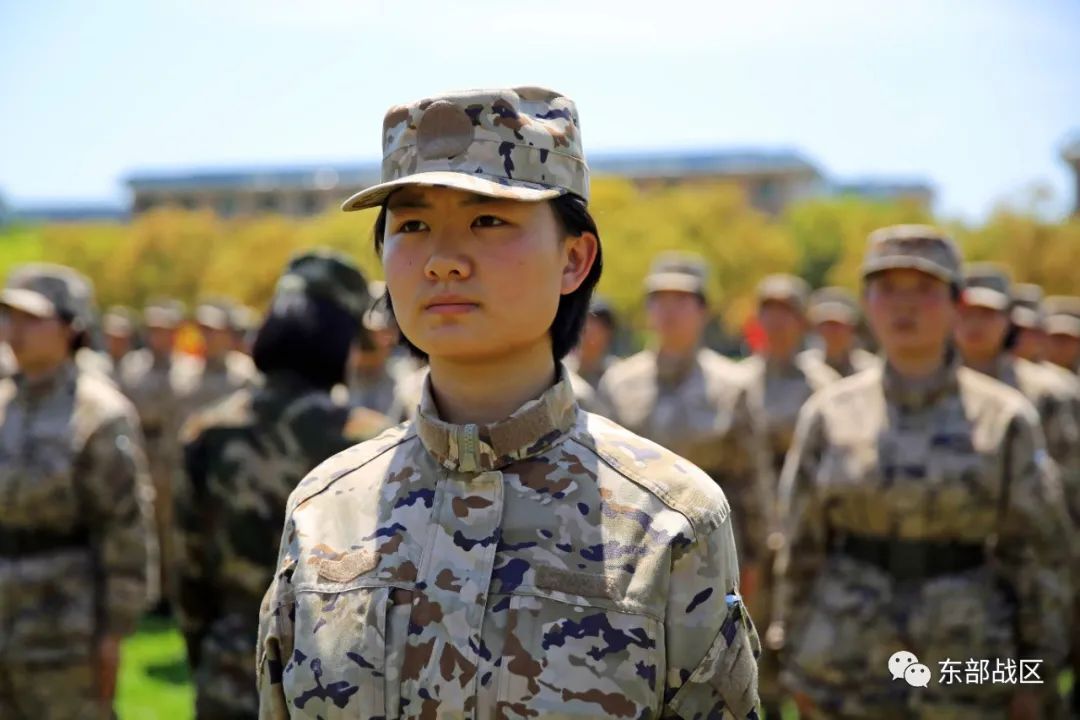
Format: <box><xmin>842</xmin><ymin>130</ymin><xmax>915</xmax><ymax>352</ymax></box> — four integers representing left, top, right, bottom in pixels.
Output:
<box><xmin>534</xmin><ymin>566</ymin><xmax>617</xmax><ymax>599</ymax></box>
<box><xmin>318</xmin><ymin>549</ymin><xmax>377</xmax><ymax>583</ymax></box>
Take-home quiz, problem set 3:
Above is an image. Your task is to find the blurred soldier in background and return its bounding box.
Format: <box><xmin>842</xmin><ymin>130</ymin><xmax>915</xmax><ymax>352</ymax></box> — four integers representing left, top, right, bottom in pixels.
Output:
<box><xmin>1010</xmin><ymin>283</ymin><xmax>1048</xmax><ymax>364</ymax></box>
<box><xmin>599</xmin><ymin>252</ymin><xmax>772</xmax><ymax>603</ymax></box>
<box><xmin>102</xmin><ymin>305</ymin><xmax>137</xmax><ymax>368</ymax></box>
<box><xmin>118</xmin><ymin>298</ymin><xmax>190</xmax><ymax>615</ymax></box>
<box><xmin>566</xmin><ymin>295</ymin><xmax>619</xmax><ymax>390</ymax></box>
<box><xmin>229</xmin><ymin>305</ymin><xmax>260</xmax><ymax>358</ymax></box>
<box><xmin>770</xmin><ymin>227</ymin><xmax>1070</xmax><ymax>720</ymax></box>
<box><xmin>347</xmin><ymin>281</ymin><xmax>407</xmax><ymax>424</ymax></box>
<box><xmin>0</xmin><ymin>263</ymin><xmax>157</xmax><ymax>719</ymax></box>
<box><xmin>799</xmin><ymin>286</ymin><xmax>879</xmax><ymax>378</ymax></box>
<box><xmin>0</xmin><ymin>321</ymin><xmax>17</xmax><ymax>379</ymax></box>
<box><xmin>1044</xmin><ymin>295</ymin><xmax>1080</xmax><ymax>375</ymax></box>
<box><xmin>175</xmin><ymin>250</ymin><xmax>371</xmax><ymax>719</ymax></box>
<box><xmin>956</xmin><ymin>264</ymin><xmax>1080</xmax><ymax>717</ymax></box>
<box><xmin>740</xmin><ymin>273</ymin><xmax>840</xmax><ymax>718</ymax></box>
<box><xmin>178</xmin><ymin>299</ymin><xmax>260</xmax><ymax>419</ymax></box>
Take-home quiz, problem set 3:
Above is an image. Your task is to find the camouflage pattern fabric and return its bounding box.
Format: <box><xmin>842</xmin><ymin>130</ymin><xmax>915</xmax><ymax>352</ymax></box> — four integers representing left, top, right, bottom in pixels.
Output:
<box><xmin>343</xmin><ymin>87</ymin><xmax>589</xmax><ymax>211</ymax></box>
<box><xmin>773</xmin><ymin>355</ymin><xmax>1072</xmax><ymax>718</ymax></box>
<box><xmin>176</xmin><ymin>371</ymin><xmax>368</xmax><ymax>719</ymax></box>
<box><xmin>597</xmin><ymin>347</ymin><xmax>774</xmax><ymax>569</ymax></box>
<box><xmin>257</xmin><ymin>366</ymin><xmax>761</xmax><ymax>719</ymax></box>
<box><xmin>177</xmin><ymin>350</ymin><xmax>261</xmax><ymax>421</ymax></box>
<box><xmin>0</xmin><ymin>361</ymin><xmax>157</xmax><ymax>719</ymax></box>
<box><xmin>798</xmin><ymin>346</ymin><xmax>880</xmax><ymax>379</ymax></box>
<box><xmin>119</xmin><ymin>348</ymin><xmax>197</xmax><ymax>603</ymax></box>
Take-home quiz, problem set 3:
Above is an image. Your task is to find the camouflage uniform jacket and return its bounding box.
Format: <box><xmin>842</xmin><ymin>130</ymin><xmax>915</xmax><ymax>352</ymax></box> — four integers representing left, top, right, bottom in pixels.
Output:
<box><xmin>739</xmin><ymin>354</ymin><xmax>840</xmax><ymax>475</ymax></box>
<box><xmin>773</xmin><ymin>356</ymin><xmax>1072</xmax><ymax>713</ymax></box>
<box><xmin>176</xmin><ymin>371</ymin><xmax>362</xmax><ymax>716</ymax></box>
<box><xmin>119</xmin><ymin>349</ymin><xmax>191</xmax><ymax>478</ymax></box>
<box><xmin>178</xmin><ymin>351</ymin><xmax>261</xmax><ymax>421</ymax></box>
<box><xmin>0</xmin><ymin>361</ymin><xmax>156</xmax><ymax>663</ymax></box>
<box><xmin>598</xmin><ymin>348</ymin><xmax>773</xmax><ymax>566</ymax></box>
<box><xmin>349</xmin><ymin>366</ymin><xmax>405</xmax><ymax>420</ymax></box>
<box><xmin>257</xmin><ymin>367</ymin><xmax>761</xmax><ymax>719</ymax></box>
<box><xmin>797</xmin><ymin>347</ymin><xmax>880</xmax><ymax>379</ymax></box>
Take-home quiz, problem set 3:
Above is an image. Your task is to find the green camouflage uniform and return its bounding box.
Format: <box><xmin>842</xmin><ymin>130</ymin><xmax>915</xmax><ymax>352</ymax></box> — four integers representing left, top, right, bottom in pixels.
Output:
<box><xmin>176</xmin><ymin>250</ymin><xmax>372</xmax><ymax>719</ymax></box>
<box><xmin>258</xmin><ymin>87</ymin><xmax>761</xmax><ymax>720</ymax></box>
<box><xmin>773</xmin><ymin>227</ymin><xmax>1072</xmax><ymax>719</ymax></box>
<box><xmin>0</xmin><ymin>265</ymin><xmax>156</xmax><ymax>720</ymax></box>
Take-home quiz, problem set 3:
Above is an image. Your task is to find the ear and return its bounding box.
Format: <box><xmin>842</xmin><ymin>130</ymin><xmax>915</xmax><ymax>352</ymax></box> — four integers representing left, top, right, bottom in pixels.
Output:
<box><xmin>560</xmin><ymin>231</ymin><xmax>598</xmax><ymax>296</ymax></box>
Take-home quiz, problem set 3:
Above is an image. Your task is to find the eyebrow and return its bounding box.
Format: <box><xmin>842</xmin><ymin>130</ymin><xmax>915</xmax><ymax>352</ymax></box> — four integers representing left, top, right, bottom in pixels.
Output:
<box><xmin>386</xmin><ymin>191</ymin><xmax>508</xmax><ymax>210</ymax></box>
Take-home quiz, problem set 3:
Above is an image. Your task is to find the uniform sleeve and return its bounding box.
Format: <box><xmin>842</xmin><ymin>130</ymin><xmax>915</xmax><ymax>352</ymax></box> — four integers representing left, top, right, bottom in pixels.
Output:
<box><xmin>662</xmin><ymin>516</ymin><xmax>761</xmax><ymax>719</ymax></box>
<box><xmin>257</xmin><ymin>508</ymin><xmax>300</xmax><ymax>720</ymax></box>
<box><xmin>719</xmin><ymin>388</ymin><xmax>775</xmax><ymax>566</ymax></box>
<box><xmin>173</xmin><ymin>428</ymin><xmax>215</xmax><ymax>668</ymax></box>
<box><xmin>771</xmin><ymin>400</ymin><xmax>828</xmax><ymax>643</ymax></box>
<box><xmin>80</xmin><ymin>413</ymin><xmax>158</xmax><ymax>636</ymax></box>
<box><xmin>994</xmin><ymin>407</ymin><xmax>1073</xmax><ymax>667</ymax></box>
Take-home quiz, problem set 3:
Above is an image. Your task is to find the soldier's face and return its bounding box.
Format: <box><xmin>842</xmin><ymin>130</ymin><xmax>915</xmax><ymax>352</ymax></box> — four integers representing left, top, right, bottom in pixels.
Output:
<box><xmin>146</xmin><ymin>326</ymin><xmax>175</xmax><ymax>356</ymax></box>
<box><xmin>955</xmin><ymin>304</ymin><xmax>1009</xmax><ymax>361</ymax></box>
<box><xmin>577</xmin><ymin>314</ymin><xmax>613</xmax><ymax>362</ymax></box>
<box><xmin>1046</xmin><ymin>333</ymin><xmax>1080</xmax><ymax>370</ymax></box>
<box><xmin>105</xmin><ymin>332</ymin><xmax>131</xmax><ymax>361</ymax></box>
<box><xmin>864</xmin><ymin>269</ymin><xmax>954</xmax><ymax>360</ymax></box>
<box><xmin>381</xmin><ymin>186</ymin><xmax>596</xmax><ymax>363</ymax></box>
<box><xmin>757</xmin><ymin>300</ymin><xmax>805</xmax><ymax>360</ymax></box>
<box><xmin>1012</xmin><ymin>327</ymin><xmax>1046</xmax><ymax>362</ymax></box>
<box><xmin>3</xmin><ymin>308</ymin><xmax>71</xmax><ymax>374</ymax></box>
<box><xmin>200</xmin><ymin>326</ymin><xmax>233</xmax><ymax>359</ymax></box>
<box><xmin>816</xmin><ymin>320</ymin><xmax>855</xmax><ymax>357</ymax></box>
<box><xmin>646</xmin><ymin>291</ymin><xmax>707</xmax><ymax>354</ymax></box>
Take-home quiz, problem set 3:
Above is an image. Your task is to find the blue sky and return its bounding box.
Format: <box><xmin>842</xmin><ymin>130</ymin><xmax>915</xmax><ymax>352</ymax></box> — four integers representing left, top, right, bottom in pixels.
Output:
<box><xmin>2</xmin><ymin>0</ymin><xmax>1078</xmax><ymax>220</ymax></box>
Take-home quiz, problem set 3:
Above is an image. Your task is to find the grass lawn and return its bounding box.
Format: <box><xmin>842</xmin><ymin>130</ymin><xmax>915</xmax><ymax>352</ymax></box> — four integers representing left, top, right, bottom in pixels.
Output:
<box><xmin>115</xmin><ymin>615</ymin><xmax>1072</xmax><ymax>720</ymax></box>
<box><xmin>116</xmin><ymin>616</ymin><xmax>193</xmax><ymax>720</ymax></box>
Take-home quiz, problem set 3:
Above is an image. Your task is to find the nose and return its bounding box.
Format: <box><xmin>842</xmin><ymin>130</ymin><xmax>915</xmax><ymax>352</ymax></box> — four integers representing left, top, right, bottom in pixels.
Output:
<box><xmin>424</xmin><ymin>230</ymin><xmax>472</xmax><ymax>282</ymax></box>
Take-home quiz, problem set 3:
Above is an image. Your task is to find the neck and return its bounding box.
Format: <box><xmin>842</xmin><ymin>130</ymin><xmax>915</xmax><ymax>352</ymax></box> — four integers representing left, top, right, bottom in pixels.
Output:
<box><xmin>961</xmin><ymin>350</ymin><xmax>999</xmax><ymax>376</ymax></box>
<box><xmin>824</xmin><ymin>345</ymin><xmax>852</xmax><ymax>366</ymax></box>
<box><xmin>888</xmin><ymin>347</ymin><xmax>948</xmax><ymax>380</ymax></box>
<box><xmin>21</xmin><ymin>358</ymin><xmax>68</xmax><ymax>386</ymax></box>
<box><xmin>428</xmin><ymin>343</ymin><xmax>557</xmax><ymax>425</ymax></box>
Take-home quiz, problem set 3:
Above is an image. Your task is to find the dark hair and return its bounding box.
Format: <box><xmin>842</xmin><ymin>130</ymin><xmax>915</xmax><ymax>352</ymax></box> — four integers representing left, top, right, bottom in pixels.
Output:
<box><xmin>251</xmin><ymin>293</ymin><xmax>358</xmax><ymax>390</ymax></box>
<box><xmin>372</xmin><ymin>193</ymin><xmax>603</xmax><ymax>362</ymax></box>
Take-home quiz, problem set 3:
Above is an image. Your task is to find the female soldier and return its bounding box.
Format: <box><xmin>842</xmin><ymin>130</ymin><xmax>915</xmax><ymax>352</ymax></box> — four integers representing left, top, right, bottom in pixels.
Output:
<box><xmin>770</xmin><ymin>226</ymin><xmax>1071</xmax><ymax>719</ymax></box>
<box><xmin>176</xmin><ymin>250</ymin><xmax>370</xmax><ymax>719</ymax></box>
<box><xmin>256</xmin><ymin>87</ymin><xmax>760</xmax><ymax>719</ymax></box>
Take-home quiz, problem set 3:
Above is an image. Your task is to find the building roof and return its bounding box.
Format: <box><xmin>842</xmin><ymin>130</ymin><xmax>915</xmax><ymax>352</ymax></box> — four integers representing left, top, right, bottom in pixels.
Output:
<box><xmin>833</xmin><ymin>179</ymin><xmax>935</xmax><ymax>200</ymax></box>
<box><xmin>123</xmin><ymin>148</ymin><xmax>824</xmax><ymax>193</ymax></box>
<box><xmin>8</xmin><ymin>203</ymin><xmax>129</xmax><ymax>223</ymax></box>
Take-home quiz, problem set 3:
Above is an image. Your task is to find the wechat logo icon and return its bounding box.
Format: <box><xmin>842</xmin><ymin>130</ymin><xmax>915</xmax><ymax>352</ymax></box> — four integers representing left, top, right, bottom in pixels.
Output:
<box><xmin>889</xmin><ymin>650</ymin><xmax>931</xmax><ymax>688</ymax></box>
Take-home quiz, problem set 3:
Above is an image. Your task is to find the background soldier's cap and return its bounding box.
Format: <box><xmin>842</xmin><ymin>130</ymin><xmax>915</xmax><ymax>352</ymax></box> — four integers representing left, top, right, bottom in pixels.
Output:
<box><xmin>0</xmin><ymin>263</ymin><xmax>94</xmax><ymax>330</ymax></box>
<box><xmin>143</xmin><ymin>299</ymin><xmax>185</xmax><ymax>329</ymax></box>
<box><xmin>342</xmin><ymin>87</ymin><xmax>588</xmax><ymax>211</ymax></box>
<box><xmin>807</xmin><ymin>286</ymin><xmax>859</xmax><ymax>325</ymax></box>
<box><xmin>961</xmin><ymin>262</ymin><xmax>1011</xmax><ymax>312</ymax></box>
<box><xmin>103</xmin><ymin>305</ymin><xmax>137</xmax><ymax>336</ymax></box>
<box><xmin>757</xmin><ymin>273</ymin><xmax>810</xmax><ymax>314</ymax></box>
<box><xmin>588</xmin><ymin>296</ymin><xmax>617</xmax><ymax>328</ymax></box>
<box><xmin>1010</xmin><ymin>283</ymin><xmax>1044</xmax><ymax>329</ymax></box>
<box><xmin>230</xmin><ymin>305</ymin><xmax>260</xmax><ymax>334</ymax></box>
<box><xmin>195</xmin><ymin>303</ymin><xmax>232</xmax><ymax>331</ymax></box>
<box><xmin>277</xmin><ymin>248</ymin><xmax>370</xmax><ymax>320</ymax></box>
<box><xmin>644</xmin><ymin>253</ymin><xmax>709</xmax><ymax>297</ymax></box>
<box><xmin>1044</xmin><ymin>295</ymin><xmax>1080</xmax><ymax>338</ymax></box>
<box><xmin>861</xmin><ymin>225</ymin><xmax>961</xmax><ymax>286</ymax></box>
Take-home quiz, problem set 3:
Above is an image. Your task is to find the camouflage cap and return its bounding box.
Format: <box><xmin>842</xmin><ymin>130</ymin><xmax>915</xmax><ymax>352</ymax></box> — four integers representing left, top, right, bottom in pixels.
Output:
<box><xmin>861</xmin><ymin>225</ymin><xmax>961</xmax><ymax>286</ymax></box>
<box><xmin>103</xmin><ymin>305</ymin><xmax>137</xmax><ymax>336</ymax></box>
<box><xmin>961</xmin><ymin>262</ymin><xmax>1011</xmax><ymax>312</ymax></box>
<box><xmin>1045</xmin><ymin>295</ymin><xmax>1080</xmax><ymax>338</ymax></box>
<box><xmin>757</xmin><ymin>274</ymin><xmax>811</xmax><ymax>314</ymax></box>
<box><xmin>277</xmin><ymin>249</ymin><xmax>370</xmax><ymax>320</ymax></box>
<box><xmin>1</xmin><ymin>263</ymin><xmax>94</xmax><ymax>329</ymax></box>
<box><xmin>195</xmin><ymin>301</ymin><xmax>233</xmax><ymax>331</ymax></box>
<box><xmin>343</xmin><ymin>87</ymin><xmax>587</xmax><ymax>211</ymax></box>
<box><xmin>1009</xmin><ymin>283</ymin><xmax>1044</xmax><ymax>329</ymax></box>
<box><xmin>807</xmin><ymin>286</ymin><xmax>859</xmax><ymax>325</ymax></box>
<box><xmin>230</xmin><ymin>305</ymin><xmax>261</xmax><ymax>333</ymax></box>
<box><xmin>143</xmin><ymin>298</ymin><xmax>185</xmax><ymax>329</ymax></box>
<box><xmin>644</xmin><ymin>253</ymin><xmax>709</xmax><ymax>297</ymax></box>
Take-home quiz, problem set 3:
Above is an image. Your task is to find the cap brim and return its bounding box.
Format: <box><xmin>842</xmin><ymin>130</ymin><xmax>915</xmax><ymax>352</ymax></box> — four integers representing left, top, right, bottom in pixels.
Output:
<box><xmin>862</xmin><ymin>258</ymin><xmax>955</xmax><ymax>285</ymax></box>
<box><xmin>1010</xmin><ymin>306</ymin><xmax>1042</xmax><ymax>329</ymax></box>
<box><xmin>1046</xmin><ymin>316</ymin><xmax>1080</xmax><ymax>338</ymax></box>
<box><xmin>644</xmin><ymin>273</ymin><xmax>705</xmax><ymax>296</ymax></box>
<box><xmin>0</xmin><ymin>288</ymin><xmax>57</xmax><ymax>319</ymax></box>
<box><xmin>809</xmin><ymin>303</ymin><xmax>857</xmax><ymax>325</ymax></box>
<box><xmin>758</xmin><ymin>293</ymin><xmax>806</xmax><ymax>313</ymax></box>
<box><xmin>961</xmin><ymin>287</ymin><xmax>1010</xmax><ymax>311</ymax></box>
<box><xmin>342</xmin><ymin>171</ymin><xmax>565</xmax><ymax>212</ymax></box>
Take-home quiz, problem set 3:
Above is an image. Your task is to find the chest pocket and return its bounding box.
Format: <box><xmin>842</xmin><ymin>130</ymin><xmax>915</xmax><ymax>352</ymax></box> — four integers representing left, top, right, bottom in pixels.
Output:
<box><xmin>496</xmin><ymin>575</ymin><xmax>665</xmax><ymax>719</ymax></box>
<box><xmin>287</xmin><ymin>552</ymin><xmax>410</xmax><ymax>720</ymax></box>
<box><xmin>0</xmin><ymin>413</ymin><xmax>78</xmax><ymax>529</ymax></box>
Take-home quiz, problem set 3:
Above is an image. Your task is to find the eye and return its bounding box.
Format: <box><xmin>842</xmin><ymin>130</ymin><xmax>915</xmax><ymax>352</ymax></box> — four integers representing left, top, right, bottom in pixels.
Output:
<box><xmin>472</xmin><ymin>215</ymin><xmax>507</xmax><ymax>228</ymax></box>
<box><xmin>395</xmin><ymin>219</ymin><xmax>428</xmax><ymax>233</ymax></box>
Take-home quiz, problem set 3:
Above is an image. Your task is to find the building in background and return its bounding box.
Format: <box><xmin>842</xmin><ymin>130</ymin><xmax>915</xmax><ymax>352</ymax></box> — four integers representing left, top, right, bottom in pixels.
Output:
<box><xmin>123</xmin><ymin>148</ymin><xmax>932</xmax><ymax>219</ymax></box>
